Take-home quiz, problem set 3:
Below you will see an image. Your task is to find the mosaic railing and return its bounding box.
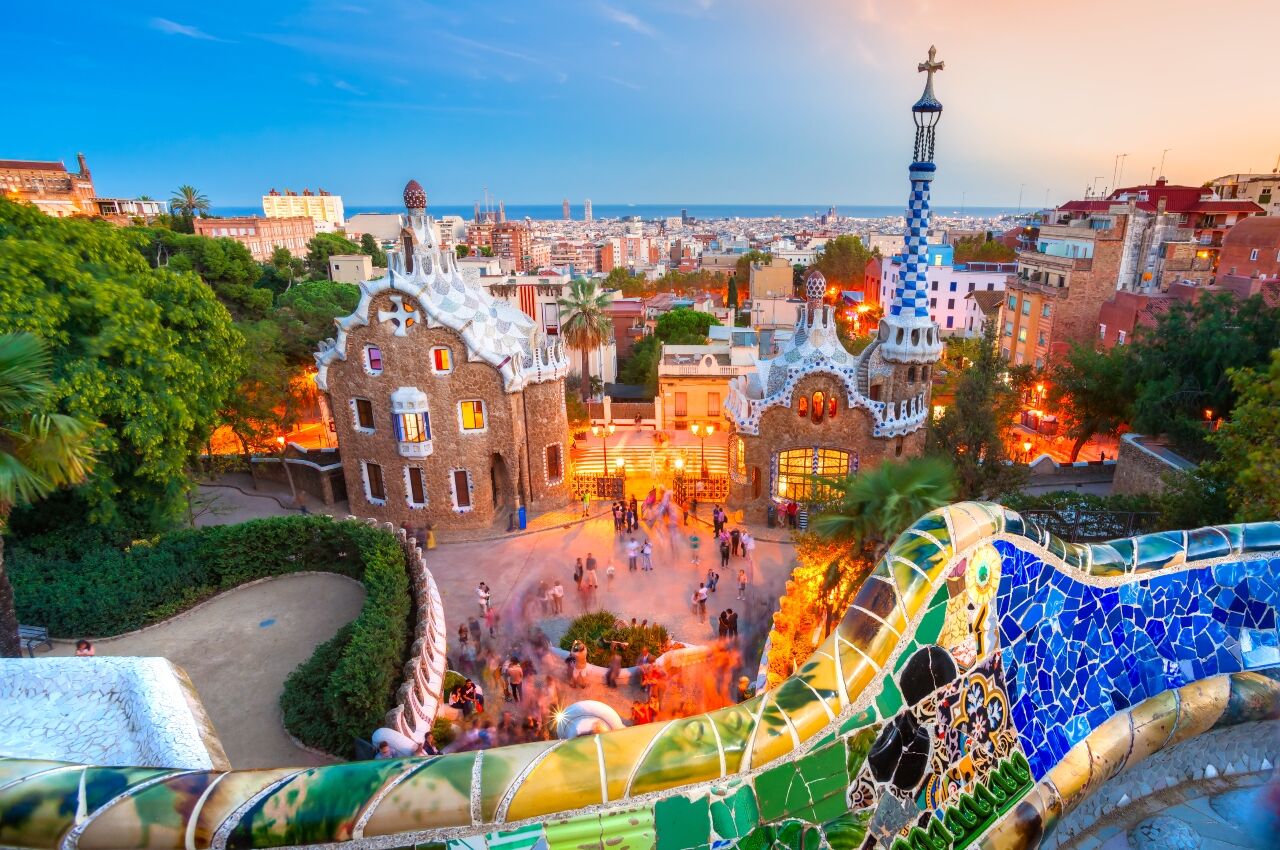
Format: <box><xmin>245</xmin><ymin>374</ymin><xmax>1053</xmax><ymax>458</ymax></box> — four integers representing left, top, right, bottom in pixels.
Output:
<box><xmin>2</xmin><ymin>502</ymin><xmax>1279</xmax><ymax>850</ymax></box>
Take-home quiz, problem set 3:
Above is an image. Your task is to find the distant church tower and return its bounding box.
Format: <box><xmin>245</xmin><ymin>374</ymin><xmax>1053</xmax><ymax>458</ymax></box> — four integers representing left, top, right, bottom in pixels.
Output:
<box><xmin>878</xmin><ymin>45</ymin><xmax>946</xmax><ymax>368</ymax></box>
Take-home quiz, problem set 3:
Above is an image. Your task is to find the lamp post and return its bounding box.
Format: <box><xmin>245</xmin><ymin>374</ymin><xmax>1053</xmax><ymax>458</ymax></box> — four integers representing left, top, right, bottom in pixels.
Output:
<box><xmin>691</xmin><ymin>422</ymin><xmax>715</xmax><ymax>478</ymax></box>
<box><xmin>1022</xmin><ymin>439</ymin><xmax>1033</xmax><ymax>463</ymax></box>
<box><xmin>590</xmin><ymin>423</ymin><xmax>616</xmax><ymax>476</ymax></box>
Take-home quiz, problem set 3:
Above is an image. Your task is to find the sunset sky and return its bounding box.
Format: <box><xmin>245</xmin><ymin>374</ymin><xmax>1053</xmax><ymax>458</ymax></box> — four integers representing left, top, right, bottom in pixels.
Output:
<box><xmin>6</xmin><ymin>0</ymin><xmax>1278</xmax><ymax>207</ymax></box>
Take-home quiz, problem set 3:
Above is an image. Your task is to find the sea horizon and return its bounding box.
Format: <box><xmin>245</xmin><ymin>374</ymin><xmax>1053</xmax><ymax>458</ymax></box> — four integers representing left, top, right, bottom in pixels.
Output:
<box><xmin>212</xmin><ymin>202</ymin><xmax>1023</xmax><ymax>222</ymax></box>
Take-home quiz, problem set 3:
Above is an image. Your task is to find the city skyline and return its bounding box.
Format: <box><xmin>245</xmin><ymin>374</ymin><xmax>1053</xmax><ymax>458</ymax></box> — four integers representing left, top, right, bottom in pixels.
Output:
<box><xmin>6</xmin><ymin>0</ymin><xmax>1280</xmax><ymax>207</ymax></box>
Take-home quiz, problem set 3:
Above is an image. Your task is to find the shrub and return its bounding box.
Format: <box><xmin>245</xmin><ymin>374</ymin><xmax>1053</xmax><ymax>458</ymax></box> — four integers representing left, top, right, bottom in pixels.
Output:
<box><xmin>9</xmin><ymin>515</ymin><xmax>412</xmax><ymax>759</ymax></box>
<box><xmin>559</xmin><ymin>610</ymin><xmax>670</xmax><ymax>666</ymax></box>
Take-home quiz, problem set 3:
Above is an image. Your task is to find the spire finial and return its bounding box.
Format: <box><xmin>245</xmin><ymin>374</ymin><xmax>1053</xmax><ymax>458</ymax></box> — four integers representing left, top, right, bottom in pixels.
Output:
<box><xmin>918</xmin><ymin>45</ymin><xmax>944</xmax><ymax>84</ymax></box>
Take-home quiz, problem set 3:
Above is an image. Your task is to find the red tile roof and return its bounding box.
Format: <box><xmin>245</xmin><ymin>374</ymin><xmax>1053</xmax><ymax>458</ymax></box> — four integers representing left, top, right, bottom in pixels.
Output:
<box><xmin>1222</xmin><ymin>215</ymin><xmax>1280</xmax><ymax>249</ymax></box>
<box><xmin>0</xmin><ymin>159</ymin><xmax>67</xmax><ymax>172</ymax></box>
<box><xmin>1188</xmin><ymin>200</ymin><xmax>1263</xmax><ymax>214</ymax></box>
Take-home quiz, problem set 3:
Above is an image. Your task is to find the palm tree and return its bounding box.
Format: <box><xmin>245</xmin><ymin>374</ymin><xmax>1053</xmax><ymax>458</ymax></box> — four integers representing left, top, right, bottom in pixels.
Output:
<box><xmin>557</xmin><ymin>278</ymin><xmax>614</xmax><ymax>400</ymax></box>
<box><xmin>809</xmin><ymin>456</ymin><xmax>956</xmax><ymax>634</ymax></box>
<box><xmin>0</xmin><ymin>333</ymin><xmax>97</xmax><ymax>657</ymax></box>
<box><xmin>169</xmin><ymin>185</ymin><xmax>211</xmax><ymax>219</ymax></box>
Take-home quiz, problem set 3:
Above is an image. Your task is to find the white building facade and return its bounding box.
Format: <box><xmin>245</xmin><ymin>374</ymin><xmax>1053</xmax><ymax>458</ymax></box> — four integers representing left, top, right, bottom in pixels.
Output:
<box><xmin>879</xmin><ymin>244</ymin><xmax>1013</xmax><ymax>336</ymax></box>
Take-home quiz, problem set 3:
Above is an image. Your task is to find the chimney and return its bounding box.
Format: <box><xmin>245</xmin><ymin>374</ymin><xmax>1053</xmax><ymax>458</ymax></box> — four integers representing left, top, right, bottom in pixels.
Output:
<box><xmin>76</xmin><ymin>153</ymin><xmax>89</xmax><ymax>176</ymax></box>
<box><xmin>1155</xmin><ymin>177</ymin><xmax>1168</xmax><ymax>187</ymax></box>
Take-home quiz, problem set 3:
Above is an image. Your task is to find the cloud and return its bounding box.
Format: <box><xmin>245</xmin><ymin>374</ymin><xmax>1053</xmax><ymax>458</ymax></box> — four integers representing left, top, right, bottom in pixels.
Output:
<box><xmin>599</xmin><ymin>4</ymin><xmax>656</xmax><ymax>36</ymax></box>
<box><xmin>333</xmin><ymin>79</ymin><xmax>366</xmax><ymax>95</ymax></box>
<box><xmin>149</xmin><ymin>17</ymin><xmax>226</xmax><ymax>41</ymax></box>
<box><xmin>601</xmin><ymin>74</ymin><xmax>643</xmax><ymax>91</ymax></box>
<box><xmin>438</xmin><ymin>31</ymin><xmax>543</xmax><ymax>64</ymax></box>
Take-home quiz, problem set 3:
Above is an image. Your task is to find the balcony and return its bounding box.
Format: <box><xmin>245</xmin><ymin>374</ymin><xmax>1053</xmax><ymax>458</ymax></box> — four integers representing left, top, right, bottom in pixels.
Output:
<box><xmin>397</xmin><ymin>439</ymin><xmax>433</xmax><ymax>459</ymax></box>
<box><xmin>658</xmin><ymin>362</ymin><xmax>752</xmax><ymax>377</ymax></box>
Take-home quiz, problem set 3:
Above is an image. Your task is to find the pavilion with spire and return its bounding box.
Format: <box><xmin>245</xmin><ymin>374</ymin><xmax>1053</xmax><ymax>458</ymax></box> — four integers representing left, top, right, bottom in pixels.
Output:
<box><xmin>723</xmin><ymin>47</ymin><xmax>946</xmax><ymax>521</ymax></box>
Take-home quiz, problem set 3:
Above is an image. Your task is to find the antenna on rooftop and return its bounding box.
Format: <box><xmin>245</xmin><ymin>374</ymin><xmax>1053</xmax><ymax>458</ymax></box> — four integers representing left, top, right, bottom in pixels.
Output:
<box><xmin>1159</xmin><ymin>148</ymin><xmax>1172</xmax><ymax>180</ymax></box>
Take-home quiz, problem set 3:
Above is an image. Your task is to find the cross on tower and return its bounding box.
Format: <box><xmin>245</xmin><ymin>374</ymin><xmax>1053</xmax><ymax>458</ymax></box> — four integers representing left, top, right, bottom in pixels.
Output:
<box><xmin>378</xmin><ymin>295</ymin><xmax>417</xmax><ymax>336</ymax></box>
<box><xmin>918</xmin><ymin>45</ymin><xmax>944</xmax><ymax>83</ymax></box>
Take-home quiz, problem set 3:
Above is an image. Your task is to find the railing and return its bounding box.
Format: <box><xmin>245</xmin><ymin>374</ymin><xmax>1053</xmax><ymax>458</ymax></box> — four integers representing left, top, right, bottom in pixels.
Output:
<box><xmin>572</xmin><ymin>473</ymin><xmax>625</xmax><ymax>500</ymax></box>
<box><xmin>1021</xmin><ymin>509</ymin><xmax>1160</xmax><ymax>543</ymax></box>
<box><xmin>657</xmin><ymin>364</ymin><xmax>751</xmax><ymax>376</ymax></box>
<box><xmin>672</xmin><ymin>474</ymin><xmax>730</xmax><ymax>504</ymax></box>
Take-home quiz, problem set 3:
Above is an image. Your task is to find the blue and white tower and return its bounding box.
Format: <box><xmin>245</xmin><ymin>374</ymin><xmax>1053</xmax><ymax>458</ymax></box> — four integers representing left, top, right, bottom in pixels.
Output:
<box><xmin>879</xmin><ymin>45</ymin><xmax>946</xmax><ymax>365</ymax></box>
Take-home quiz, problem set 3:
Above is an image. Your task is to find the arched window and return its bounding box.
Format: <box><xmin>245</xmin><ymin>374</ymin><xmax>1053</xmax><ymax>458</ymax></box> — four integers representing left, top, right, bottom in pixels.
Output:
<box><xmin>828</xmin><ymin>396</ymin><xmax>838</xmax><ymax>419</ymax></box>
<box><xmin>907</xmin><ymin>366</ymin><xmax>917</xmax><ymax>383</ymax></box>
<box><xmin>895</xmin><ymin>436</ymin><xmax>904</xmax><ymax>457</ymax></box>
<box><xmin>922</xmin><ymin>366</ymin><xmax>930</xmax><ymax>382</ymax></box>
<box><xmin>797</xmin><ymin>395</ymin><xmax>808</xmax><ymax>417</ymax></box>
<box><xmin>811</xmin><ymin>391</ymin><xmax>825</xmax><ymax>422</ymax></box>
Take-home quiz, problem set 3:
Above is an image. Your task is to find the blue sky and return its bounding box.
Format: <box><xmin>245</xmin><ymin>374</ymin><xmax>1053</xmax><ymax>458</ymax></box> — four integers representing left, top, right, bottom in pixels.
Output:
<box><xmin>5</xmin><ymin>1</ymin><xmax>1279</xmax><ymax>207</ymax></box>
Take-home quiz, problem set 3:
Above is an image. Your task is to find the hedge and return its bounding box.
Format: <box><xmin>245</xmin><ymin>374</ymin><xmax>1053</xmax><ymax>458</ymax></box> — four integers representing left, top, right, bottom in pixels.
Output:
<box><xmin>559</xmin><ymin>610</ymin><xmax>670</xmax><ymax>666</ymax></box>
<box><xmin>10</xmin><ymin>515</ymin><xmax>412</xmax><ymax>758</ymax></box>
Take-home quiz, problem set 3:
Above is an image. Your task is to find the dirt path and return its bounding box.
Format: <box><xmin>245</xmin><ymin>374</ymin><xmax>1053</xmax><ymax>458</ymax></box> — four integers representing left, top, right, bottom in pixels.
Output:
<box><xmin>49</xmin><ymin>573</ymin><xmax>365</xmax><ymax>769</ymax></box>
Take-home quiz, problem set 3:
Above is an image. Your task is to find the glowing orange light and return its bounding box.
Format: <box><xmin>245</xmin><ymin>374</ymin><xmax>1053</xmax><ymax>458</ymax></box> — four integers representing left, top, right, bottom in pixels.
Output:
<box><xmin>1022</xmin><ymin>440</ymin><xmax>1033</xmax><ymax>453</ymax></box>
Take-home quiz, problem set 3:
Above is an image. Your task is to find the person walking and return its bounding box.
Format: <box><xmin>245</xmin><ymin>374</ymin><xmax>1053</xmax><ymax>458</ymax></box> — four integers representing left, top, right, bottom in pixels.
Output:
<box><xmin>551</xmin><ymin>580</ymin><xmax>565</xmax><ymax>614</ymax></box>
<box><xmin>641</xmin><ymin>539</ymin><xmax>653</xmax><ymax>571</ymax></box>
<box><xmin>507</xmin><ymin>658</ymin><xmax>524</xmax><ymax>703</ymax></box>
<box><xmin>689</xmin><ymin>533</ymin><xmax>701</xmax><ymax>567</ymax></box>
<box><xmin>476</xmin><ymin>582</ymin><xmax>491</xmax><ymax>615</ymax></box>
<box><xmin>737</xmin><ymin>568</ymin><xmax>748</xmax><ymax>600</ymax></box>
<box><xmin>458</xmin><ymin>622</ymin><xmax>470</xmax><ymax>650</ymax></box>
<box><xmin>628</xmin><ymin>496</ymin><xmax>639</xmax><ymax>531</ymax></box>
<box><xmin>626</xmin><ymin>537</ymin><xmax>639</xmax><ymax>572</ymax></box>
<box><xmin>706</xmin><ymin>566</ymin><xmax>720</xmax><ymax>593</ymax></box>
<box><xmin>468</xmin><ymin>616</ymin><xmax>483</xmax><ymax>646</ymax></box>
<box><xmin>570</xmin><ymin>640</ymin><xmax>588</xmax><ymax>688</ymax></box>
<box><xmin>572</xmin><ymin>558</ymin><xmax>584</xmax><ymax>587</ymax></box>
<box><xmin>727</xmin><ymin>609</ymin><xmax>739</xmax><ymax>639</ymax></box>
<box><xmin>537</xmin><ymin>580</ymin><xmax>550</xmax><ymax>615</ymax></box>
<box><xmin>730</xmin><ymin>527</ymin><xmax>741</xmax><ymax>557</ymax></box>
<box><xmin>694</xmin><ymin>583</ymin><xmax>708</xmax><ymax>622</ymax></box>
<box><xmin>612</xmin><ymin>501</ymin><xmax>623</xmax><ymax>534</ymax></box>
<box><xmin>717</xmin><ymin>610</ymin><xmax>729</xmax><ymax>640</ymax></box>
<box><xmin>605</xmin><ymin>645</ymin><xmax>622</xmax><ymax>688</ymax></box>
<box><xmin>581</xmin><ymin>490</ymin><xmax>591</xmax><ymax>517</ymax></box>
<box><xmin>742</xmin><ymin>531</ymin><xmax>755</xmax><ymax>566</ymax></box>
<box><xmin>719</xmin><ymin>536</ymin><xmax>731</xmax><ymax>569</ymax></box>
<box><xmin>585</xmin><ymin>559</ymin><xmax>600</xmax><ymax>592</ymax></box>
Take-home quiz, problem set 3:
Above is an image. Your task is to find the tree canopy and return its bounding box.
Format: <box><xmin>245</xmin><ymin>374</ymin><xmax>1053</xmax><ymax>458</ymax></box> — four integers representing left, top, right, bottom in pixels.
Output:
<box><xmin>275</xmin><ymin>280</ymin><xmax>361</xmax><ymax>364</ymax></box>
<box><xmin>359</xmin><ymin>233</ymin><xmax>387</xmax><ymax>267</ymax></box>
<box><xmin>952</xmin><ymin>234</ymin><xmax>1015</xmax><ymax>264</ymax></box>
<box><xmin>654</xmin><ymin>306</ymin><xmax>719</xmax><ymax>343</ymax></box>
<box><xmin>305</xmin><ymin>232</ymin><xmax>362</xmax><ymax>279</ymax></box>
<box><xmin>812</xmin><ymin>235</ymin><xmax>873</xmax><ymax>286</ymax></box>
<box><xmin>927</xmin><ymin>320</ymin><xmax>1025</xmax><ymax>498</ymax></box>
<box><xmin>1211</xmin><ymin>349</ymin><xmax>1280</xmax><ymax>521</ymax></box>
<box><xmin>127</xmin><ymin>227</ymin><xmax>272</xmax><ymax>319</ymax></box>
<box><xmin>1046</xmin><ymin>343</ymin><xmax>1131</xmax><ymax>461</ymax></box>
<box><xmin>0</xmin><ymin>198</ymin><xmax>241</xmax><ymax>535</ymax></box>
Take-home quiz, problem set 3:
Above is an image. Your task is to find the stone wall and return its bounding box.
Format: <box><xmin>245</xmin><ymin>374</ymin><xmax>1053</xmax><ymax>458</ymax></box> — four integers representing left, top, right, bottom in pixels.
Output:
<box><xmin>730</xmin><ymin>370</ymin><xmax>926</xmax><ymax>522</ymax></box>
<box><xmin>249</xmin><ymin>445</ymin><xmax>347</xmax><ymax>504</ymax></box>
<box><xmin>326</xmin><ymin>290</ymin><xmax>569</xmax><ymax>530</ymax></box>
<box><xmin>1112</xmin><ymin>432</ymin><xmax>1193</xmax><ymax>496</ymax></box>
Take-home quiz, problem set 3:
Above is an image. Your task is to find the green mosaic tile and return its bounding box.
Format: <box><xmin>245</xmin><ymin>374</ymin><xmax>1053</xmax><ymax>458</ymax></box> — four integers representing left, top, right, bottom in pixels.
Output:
<box><xmin>753</xmin><ymin>740</ymin><xmax>849</xmax><ymax>825</ymax></box>
<box><xmin>875</xmin><ymin>676</ymin><xmax>904</xmax><ymax>718</ymax></box>
<box><xmin>598</xmin><ymin>805</ymin><xmax>656</xmax><ymax>850</ymax></box>
<box><xmin>709</xmin><ymin>781</ymin><xmax>760</xmax><ymax>842</ymax></box>
<box><xmin>839</xmin><ymin>706</ymin><xmax>877</xmax><ymax>733</ymax></box>
<box><xmin>486</xmin><ymin>821</ymin><xmax>544</xmax><ymax>850</ymax></box>
<box><xmin>543</xmin><ymin>812</ymin><xmax>601</xmax><ymax>850</ymax></box>
<box><xmin>844</xmin><ymin>727</ymin><xmax>876</xmax><ymax>777</ymax></box>
<box><xmin>820</xmin><ymin>811</ymin><xmax>872</xmax><ymax>850</ymax></box>
<box><xmin>892</xmin><ymin>640</ymin><xmax>920</xmax><ymax>673</ymax></box>
<box><xmin>916</xmin><ymin>595</ymin><xmax>948</xmax><ymax>646</ymax></box>
<box><xmin>654</xmin><ymin>792</ymin><xmax>710</xmax><ymax>850</ymax></box>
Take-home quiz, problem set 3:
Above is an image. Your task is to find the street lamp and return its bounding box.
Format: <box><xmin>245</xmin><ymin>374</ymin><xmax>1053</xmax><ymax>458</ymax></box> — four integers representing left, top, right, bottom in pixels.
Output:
<box><xmin>590</xmin><ymin>423</ymin><xmax>616</xmax><ymax>475</ymax></box>
<box><xmin>691</xmin><ymin>422</ymin><xmax>715</xmax><ymax>478</ymax></box>
<box><xmin>1022</xmin><ymin>439</ymin><xmax>1033</xmax><ymax>462</ymax></box>
<box><xmin>615</xmin><ymin>457</ymin><xmax>626</xmax><ymax>476</ymax></box>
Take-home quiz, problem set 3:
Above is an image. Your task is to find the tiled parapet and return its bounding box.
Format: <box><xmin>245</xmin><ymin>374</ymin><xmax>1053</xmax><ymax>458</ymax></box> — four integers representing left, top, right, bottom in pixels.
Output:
<box><xmin>2</xmin><ymin>503</ymin><xmax>1279</xmax><ymax>850</ymax></box>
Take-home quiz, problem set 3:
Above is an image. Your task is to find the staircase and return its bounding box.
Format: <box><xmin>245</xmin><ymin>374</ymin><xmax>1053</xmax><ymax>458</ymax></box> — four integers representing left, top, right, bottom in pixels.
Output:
<box><xmin>855</xmin><ymin>338</ymin><xmax>880</xmax><ymax>397</ymax></box>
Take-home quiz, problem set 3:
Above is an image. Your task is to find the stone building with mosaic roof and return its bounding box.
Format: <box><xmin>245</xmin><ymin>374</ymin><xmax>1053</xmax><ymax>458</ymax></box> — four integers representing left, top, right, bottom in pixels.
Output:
<box><xmin>724</xmin><ymin>48</ymin><xmax>948</xmax><ymax>521</ymax></box>
<box><xmin>315</xmin><ymin>180</ymin><xmax>572</xmax><ymax>530</ymax></box>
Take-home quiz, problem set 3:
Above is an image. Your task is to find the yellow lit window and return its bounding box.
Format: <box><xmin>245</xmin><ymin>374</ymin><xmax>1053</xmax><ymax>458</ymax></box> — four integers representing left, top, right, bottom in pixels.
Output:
<box><xmin>432</xmin><ymin>347</ymin><xmax>452</xmax><ymax>372</ymax></box>
<box><xmin>460</xmin><ymin>400</ymin><xmax>486</xmax><ymax>431</ymax></box>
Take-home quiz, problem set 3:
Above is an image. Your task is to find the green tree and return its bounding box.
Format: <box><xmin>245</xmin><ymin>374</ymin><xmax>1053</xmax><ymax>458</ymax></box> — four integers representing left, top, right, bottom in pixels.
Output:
<box><xmin>1127</xmin><ymin>293</ymin><xmax>1280</xmax><ymax>460</ymax></box>
<box><xmin>359</xmin><ymin>233</ymin><xmax>387</xmax><ymax>267</ymax></box>
<box><xmin>1211</xmin><ymin>349</ymin><xmax>1280</xmax><ymax>521</ymax></box>
<box><xmin>305</xmin><ymin>232</ymin><xmax>362</xmax><ymax>279</ymax></box>
<box><xmin>1047</xmin><ymin>343</ymin><xmax>1133</xmax><ymax>461</ymax></box>
<box><xmin>952</xmin><ymin>235</ymin><xmax>1015</xmax><ymax>264</ymax></box>
<box><xmin>258</xmin><ymin>245</ymin><xmax>306</xmax><ymax>297</ymax></box>
<box><xmin>0</xmin><ymin>198</ymin><xmax>242</xmax><ymax>535</ymax></box>
<box><xmin>456</xmin><ymin>244</ymin><xmax>471</xmax><ymax>258</ymax></box>
<box><xmin>167</xmin><ymin>185</ymin><xmax>210</xmax><ymax>233</ymax></box>
<box><xmin>128</xmin><ymin>227</ymin><xmax>273</xmax><ymax>319</ymax></box>
<box><xmin>806</xmin><ymin>457</ymin><xmax>956</xmax><ymax>636</ymax></box>
<box><xmin>617</xmin><ymin>335</ymin><xmax>661</xmax><ymax>396</ymax></box>
<box><xmin>655</xmin><ymin>307</ymin><xmax>719</xmax><ymax>343</ymax></box>
<box><xmin>557</xmin><ymin>278</ymin><xmax>614</xmax><ymax>400</ymax></box>
<box><xmin>0</xmin><ymin>333</ymin><xmax>97</xmax><ymax>656</ymax></box>
<box><xmin>275</xmin><ymin>280</ymin><xmax>361</xmax><ymax>363</ymax></box>
<box><xmin>812</xmin><ymin>235</ymin><xmax>873</xmax><ymax>287</ymax></box>
<box><xmin>480</xmin><ymin>246</ymin><xmax>494</xmax><ymax>258</ymax></box>
<box><xmin>927</xmin><ymin>321</ymin><xmax>1025</xmax><ymax>498</ymax></box>
<box><xmin>727</xmin><ymin>274</ymin><xmax>739</xmax><ymax>320</ymax></box>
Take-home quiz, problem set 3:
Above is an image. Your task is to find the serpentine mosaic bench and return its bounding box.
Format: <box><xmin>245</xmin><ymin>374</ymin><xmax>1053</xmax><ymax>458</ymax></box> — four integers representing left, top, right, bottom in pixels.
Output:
<box><xmin>2</xmin><ymin>502</ymin><xmax>1278</xmax><ymax>850</ymax></box>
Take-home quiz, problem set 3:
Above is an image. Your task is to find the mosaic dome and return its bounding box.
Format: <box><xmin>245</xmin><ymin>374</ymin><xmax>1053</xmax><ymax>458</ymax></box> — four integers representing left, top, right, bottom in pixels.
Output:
<box><xmin>403</xmin><ymin>179</ymin><xmax>427</xmax><ymax>211</ymax></box>
<box><xmin>805</xmin><ymin>269</ymin><xmax>827</xmax><ymax>301</ymax></box>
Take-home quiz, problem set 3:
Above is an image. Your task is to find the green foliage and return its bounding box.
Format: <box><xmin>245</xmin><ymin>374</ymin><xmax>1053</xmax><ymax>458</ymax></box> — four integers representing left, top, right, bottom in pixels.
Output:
<box><xmin>258</xmin><ymin>246</ymin><xmax>306</xmax><ymax>298</ymax></box>
<box><xmin>455</xmin><ymin>244</ymin><xmax>471</xmax><ymax>258</ymax></box>
<box><xmin>1047</xmin><ymin>343</ymin><xmax>1132</xmax><ymax>461</ymax></box>
<box><xmin>168</xmin><ymin>185</ymin><xmax>210</xmax><ymax>219</ymax></box>
<box><xmin>0</xmin><ymin>198</ymin><xmax>242</xmax><ymax>534</ymax></box>
<box><xmin>1154</xmin><ymin>465</ymin><xmax>1233</xmax><ymax>530</ymax></box>
<box><xmin>812</xmin><ymin>235</ymin><xmax>873</xmax><ymax>286</ymax></box>
<box><xmin>999</xmin><ymin>490</ymin><xmax>1158</xmax><ymax>515</ymax></box>
<box><xmin>564</xmin><ymin>380</ymin><xmax>590</xmax><ymax>428</ymax></box>
<box><xmin>559</xmin><ymin>610</ymin><xmax>670</xmax><ymax>666</ymax></box>
<box><xmin>733</xmin><ymin>250</ymin><xmax>772</xmax><ymax>294</ymax></box>
<box><xmin>617</xmin><ymin>335</ymin><xmax>660</xmax><ymax>396</ymax></box>
<box><xmin>952</xmin><ymin>235</ymin><xmax>1015</xmax><ymax>264</ymax></box>
<box><xmin>1211</xmin><ymin>349</ymin><xmax>1280</xmax><ymax>521</ymax></box>
<box><xmin>305</xmin><ymin>232</ymin><xmax>362</xmax><ymax>279</ymax></box>
<box><xmin>11</xmin><ymin>515</ymin><xmax>411</xmax><ymax>757</ymax></box>
<box><xmin>927</xmin><ymin>321</ymin><xmax>1026</xmax><ymax>499</ymax></box>
<box><xmin>127</xmin><ymin>227</ymin><xmax>272</xmax><ymax>319</ymax></box>
<box><xmin>558</xmin><ymin>278</ymin><xmax>615</xmax><ymax>398</ymax></box>
<box><xmin>727</xmin><ymin>275</ymin><xmax>739</xmax><ymax>313</ymax></box>
<box><xmin>654</xmin><ymin>307</ymin><xmax>719</xmax><ymax>343</ymax></box>
<box><xmin>1127</xmin><ymin>293</ymin><xmax>1280</xmax><ymax>460</ymax></box>
<box><xmin>359</xmin><ymin>233</ymin><xmax>387</xmax><ymax>267</ymax></box>
<box><xmin>480</xmin><ymin>246</ymin><xmax>494</xmax><ymax>258</ymax></box>
<box><xmin>275</xmin><ymin>279</ymin><xmax>360</xmax><ymax>363</ymax></box>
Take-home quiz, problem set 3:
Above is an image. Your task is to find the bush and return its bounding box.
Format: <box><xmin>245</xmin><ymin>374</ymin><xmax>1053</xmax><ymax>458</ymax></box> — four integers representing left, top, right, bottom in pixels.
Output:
<box><xmin>10</xmin><ymin>515</ymin><xmax>412</xmax><ymax>759</ymax></box>
<box><xmin>559</xmin><ymin>610</ymin><xmax>670</xmax><ymax>666</ymax></box>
